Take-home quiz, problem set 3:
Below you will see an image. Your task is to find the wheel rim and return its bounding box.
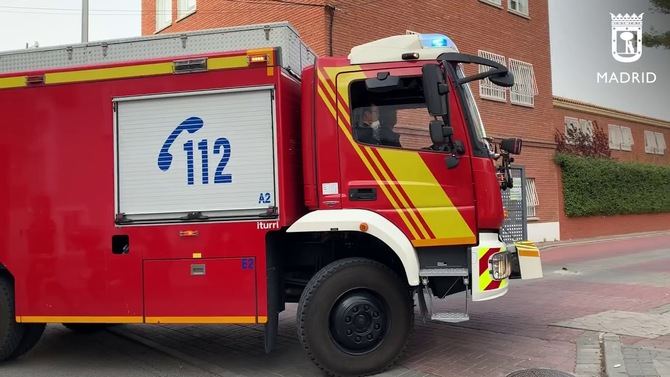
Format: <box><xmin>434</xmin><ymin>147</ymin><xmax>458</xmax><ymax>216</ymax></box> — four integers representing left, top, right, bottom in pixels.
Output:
<box><xmin>329</xmin><ymin>289</ymin><xmax>388</xmax><ymax>355</ymax></box>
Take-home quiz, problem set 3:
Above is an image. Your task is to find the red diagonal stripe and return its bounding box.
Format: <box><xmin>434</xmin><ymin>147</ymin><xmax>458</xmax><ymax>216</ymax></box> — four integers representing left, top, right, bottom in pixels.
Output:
<box><xmin>479</xmin><ymin>247</ymin><xmax>500</xmax><ymax>276</ymax></box>
<box><xmin>485</xmin><ymin>280</ymin><xmax>501</xmax><ymax>291</ymax></box>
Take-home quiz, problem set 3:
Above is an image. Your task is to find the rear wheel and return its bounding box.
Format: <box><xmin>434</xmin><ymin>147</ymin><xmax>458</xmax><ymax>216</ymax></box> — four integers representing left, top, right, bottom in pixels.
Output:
<box><xmin>297</xmin><ymin>258</ymin><xmax>413</xmax><ymax>376</ymax></box>
<box><xmin>62</xmin><ymin>323</ymin><xmax>112</xmax><ymax>333</ymax></box>
<box><xmin>9</xmin><ymin>324</ymin><xmax>45</xmax><ymax>359</ymax></box>
<box><xmin>0</xmin><ymin>276</ymin><xmax>25</xmax><ymax>361</ymax></box>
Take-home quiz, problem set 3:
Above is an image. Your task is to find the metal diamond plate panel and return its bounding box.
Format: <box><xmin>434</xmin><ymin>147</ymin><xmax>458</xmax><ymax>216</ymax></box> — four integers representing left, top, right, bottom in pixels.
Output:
<box><xmin>501</xmin><ymin>167</ymin><xmax>527</xmax><ymax>243</ymax></box>
<box><xmin>0</xmin><ymin>22</ymin><xmax>315</xmax><ymax>76</ymax></box>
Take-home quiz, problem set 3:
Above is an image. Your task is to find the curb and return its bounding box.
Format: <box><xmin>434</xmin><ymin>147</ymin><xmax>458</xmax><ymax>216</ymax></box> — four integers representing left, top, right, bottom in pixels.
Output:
<box><xmin>575</xmin><ymin>331</ymin><xmax>603</xmax><ymax>377</ymax></box>
<box><xmin>602</xmin><ymin>333</ymin><xmax>627</xmax><ymax>377</ymax></box>
<box><xmin>538</xmin><ymin>230</ymin><xmax>670</xmax><ymax>251</ymax></box>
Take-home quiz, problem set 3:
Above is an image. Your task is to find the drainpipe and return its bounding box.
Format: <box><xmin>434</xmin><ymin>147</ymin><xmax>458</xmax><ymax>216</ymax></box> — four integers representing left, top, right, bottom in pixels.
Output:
<box><xmin>326</xmin><ymin>4</ymin><xmax>335</xmax><ymax>56</ymax></box>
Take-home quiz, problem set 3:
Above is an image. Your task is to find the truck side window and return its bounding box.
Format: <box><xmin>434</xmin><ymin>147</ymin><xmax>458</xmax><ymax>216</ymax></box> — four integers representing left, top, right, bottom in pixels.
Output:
<box><xmin>350</xmin><ymin>77</ymin><xmax>434</xmax><ymax>150</ymax></box>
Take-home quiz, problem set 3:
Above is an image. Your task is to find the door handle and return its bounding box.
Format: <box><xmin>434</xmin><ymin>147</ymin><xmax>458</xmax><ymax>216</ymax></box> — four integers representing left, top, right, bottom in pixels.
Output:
<box><xmin>349</xmin><ymin>188</ymin><xmax>377</xmax><ymax>201</ymax></box>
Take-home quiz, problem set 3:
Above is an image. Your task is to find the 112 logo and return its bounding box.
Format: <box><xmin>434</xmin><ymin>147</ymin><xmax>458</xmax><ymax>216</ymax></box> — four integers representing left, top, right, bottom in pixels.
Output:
<box><xmin>157</xmin><ymin>116</ymin><xmax>232</xmax><ymax>185</ymax></box>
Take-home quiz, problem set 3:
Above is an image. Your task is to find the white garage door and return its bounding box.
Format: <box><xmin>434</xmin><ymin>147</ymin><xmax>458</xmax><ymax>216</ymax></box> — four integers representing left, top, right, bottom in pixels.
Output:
<box><xmin>114</xmin><ymin>87</ymin><xmax>277</xmax><ymax>223</ymax></box>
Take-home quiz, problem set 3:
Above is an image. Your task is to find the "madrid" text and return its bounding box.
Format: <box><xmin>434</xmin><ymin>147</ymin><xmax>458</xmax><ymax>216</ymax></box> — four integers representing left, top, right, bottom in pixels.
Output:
<box><xmin>596</xmin><ymin>72</ymin><xmax>657</xmax><ymax>84</ymax></box>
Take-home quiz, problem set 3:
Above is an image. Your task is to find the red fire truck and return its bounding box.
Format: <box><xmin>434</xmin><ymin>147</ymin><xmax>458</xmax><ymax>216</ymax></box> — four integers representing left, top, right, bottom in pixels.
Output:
<box><xmin>0</xmin><ymin>23</ymin><xmax>541</xmax><ymax>376</ymax></box>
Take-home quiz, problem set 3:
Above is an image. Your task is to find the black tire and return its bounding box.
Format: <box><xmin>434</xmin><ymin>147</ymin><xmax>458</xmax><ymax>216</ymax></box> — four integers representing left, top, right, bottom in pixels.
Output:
<box><xmin>297</xmin><ymin>258</ymin><xmax>413</xmax><ymax>377</ymax></box>
<box><xmin>8</xmin><ymin>323</ymin><xmax>45</xmax><ymax>359</ymax></box>
<box><xmin>0</xmin><ymin>276</ymin><xmax>25</xmax><ymax>361</ymax></box>
<box><xmin>62</xmin><ymin>323</ymin><xmax>112</xmax><ymax>333</ymax></box>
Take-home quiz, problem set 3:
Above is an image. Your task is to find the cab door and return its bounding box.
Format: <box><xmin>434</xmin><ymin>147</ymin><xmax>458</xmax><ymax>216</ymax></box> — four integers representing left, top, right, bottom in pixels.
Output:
<box><xmin>332</xmin><ymin>67</ymin><xmax>477</xmax><ymax>248</ymax></box>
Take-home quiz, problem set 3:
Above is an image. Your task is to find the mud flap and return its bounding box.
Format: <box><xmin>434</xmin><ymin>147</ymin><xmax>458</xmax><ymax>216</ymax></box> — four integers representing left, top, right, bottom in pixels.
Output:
<box><xmin>510</xmin><ymin>241</ymin><xmax>543</xmax><ymax>280</ymax></box>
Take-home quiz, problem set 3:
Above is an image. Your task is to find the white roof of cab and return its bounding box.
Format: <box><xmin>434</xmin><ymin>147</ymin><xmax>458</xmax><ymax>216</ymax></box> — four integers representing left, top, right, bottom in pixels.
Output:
<box><xmin>348</xmin><ymin>33</ymin><xmax>459</xmax><ymax>65</ymax></box>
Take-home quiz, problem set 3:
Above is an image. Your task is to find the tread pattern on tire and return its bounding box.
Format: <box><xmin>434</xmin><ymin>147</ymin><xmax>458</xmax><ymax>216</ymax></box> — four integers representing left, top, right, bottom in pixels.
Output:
<box><xmin>0</xmin><ymin>276</ymin><xmax>24</xmax><ymax>361</ymax></box>
<box><xmin>296</xmin><ymin>257</ymin><xmax>414</xmax><ymax>377</ymax></box>
<box><xmin>9</xmin><ymin>324</ymin><xmax>45</xmax><ymax>360</ymax></box>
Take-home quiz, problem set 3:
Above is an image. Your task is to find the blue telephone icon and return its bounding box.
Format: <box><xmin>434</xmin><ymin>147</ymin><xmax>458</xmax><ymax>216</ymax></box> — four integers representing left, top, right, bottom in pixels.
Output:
<box><xmin>157</xmin><ymin>116</ymin><xmax>204</xmax><ymax>171</ymax></box>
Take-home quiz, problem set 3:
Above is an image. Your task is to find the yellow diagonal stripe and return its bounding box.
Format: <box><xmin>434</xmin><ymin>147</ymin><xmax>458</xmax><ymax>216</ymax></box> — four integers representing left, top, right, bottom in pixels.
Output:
<box><xmin>337</xmin><ymin>118</ymin><xmax>421</xmax><ymax>240</ymax></box>
<box><xmin>317</xmin><ymin>70</ymin><xmax>337</xmax><ymax>104</ymax></box>
<box><xmin>317</xmin><ymin>85</ymin><xmax>337</xmax><ymax>118</ymax></box>
<box><xmin>325</xmin><ymin>66</ymin><xmax>363</xmax><ymax>106</ymax></box>
<box><xmin>376</xmin><ymin>148</ymin><xmax>475</xmax><ymax>244</ymax></box>
<box><xmin>365</xmin><ymin>147</ymin><xmax>431</xmax><ymax>239</ymax></box>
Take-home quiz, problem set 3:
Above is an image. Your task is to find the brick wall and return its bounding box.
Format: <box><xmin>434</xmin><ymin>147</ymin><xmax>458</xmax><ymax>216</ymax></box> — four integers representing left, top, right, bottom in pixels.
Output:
<box><xmin>558</xmin><ymin>192</ymin><xmax>670</xmax><ymax>240</ymax></box>
<box><xmin>142</xmin><ymin>0</ymin><xmax>330</xmax><ymax>55</ymax></box>
<box><xmin>553</xmin><ymin>101</ymin><xmax>670</xmax><ymax>239</ymax></box>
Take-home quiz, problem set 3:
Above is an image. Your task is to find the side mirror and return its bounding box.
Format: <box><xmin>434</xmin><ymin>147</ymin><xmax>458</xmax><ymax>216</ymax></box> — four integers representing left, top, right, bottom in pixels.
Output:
<box><xmin>500</xmin><ymin>138</ymin><xmax>522</xmax><ymax>155</ymax></box>
<box><xmin>429</xmin><ymin>120</ymin><xmax>452</xmax><ymax>145</ymax></box>
<box><xmin>365</xmin><ymin>73</ymin><xmax>401</xmax><ymax>93</ymax></box>
<box><xmin>422</xmin><ymin>64</ymin><xmax>449</xmax><ymax>116</ymax></box>
<box><xmin>489</xmin><ymin>71</ymin><xmax>514</xmax><ymax>88</ymax></box>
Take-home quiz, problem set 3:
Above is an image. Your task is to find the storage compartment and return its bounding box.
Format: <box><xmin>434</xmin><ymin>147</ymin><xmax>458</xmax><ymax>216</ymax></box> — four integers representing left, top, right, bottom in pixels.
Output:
<box><xmin>114</xmin><ymin>87</ymin><xmax>277</xmax><ymax>223</ymax></box>
<box><xmin>143</xmin><ymin>258</ymin><xmax>257</xmax><ymax>322</ymax></box>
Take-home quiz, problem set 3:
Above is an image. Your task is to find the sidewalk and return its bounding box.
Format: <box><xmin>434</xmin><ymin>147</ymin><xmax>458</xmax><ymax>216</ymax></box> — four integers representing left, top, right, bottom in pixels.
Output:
<box><xmin>537</xmin><ymin>230</ymin><xmax>670</xmax><ymax>251</ymax></box>
<box><xmin>566</xmin><ymin>304</ymin><xmax>670</xmax><ymax>377</ymax></box>
<box><xmin>542</xmin><ymin>233</ymin><xmax>670</xmax><ymax>377</ymax></box>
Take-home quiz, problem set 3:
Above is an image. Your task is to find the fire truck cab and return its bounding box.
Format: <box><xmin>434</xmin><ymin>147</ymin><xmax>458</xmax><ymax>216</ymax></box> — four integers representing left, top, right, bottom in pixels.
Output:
<box><xmin>0</xmin><ymin>23</ymin><xmax>541</xmax><ymax>376</ymax></box>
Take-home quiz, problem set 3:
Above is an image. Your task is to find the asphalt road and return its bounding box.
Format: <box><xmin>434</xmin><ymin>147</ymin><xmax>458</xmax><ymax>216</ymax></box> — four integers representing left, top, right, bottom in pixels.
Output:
<box><xmin>2</xmin><ymin>232</ymin><xmax>669</xmax><ymax>377</ymax></box>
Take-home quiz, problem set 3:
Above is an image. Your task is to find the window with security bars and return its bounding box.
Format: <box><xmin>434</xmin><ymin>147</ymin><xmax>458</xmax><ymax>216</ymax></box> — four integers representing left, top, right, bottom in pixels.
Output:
<box><xmin>508</xmin><ymin>59</ymin><xmax>537</xmax><ymax>107</ymax></box>
<box><xmin>564</xmin><ymin>117</ymin><xmax>580</xmax><ymax>135</ymax></box>
<box><xmin>480</xmin><ymin>0</ymin><xmax>503</xmax><ymax>6</ymax></box>
<box><xmin>509</xmin><ymin>0</ymin><xmax>529</xmax><ymax>16</ymax></box>
<box><xmin>156</xmin><ymin>0</ymin><xmax>172</xmax><ymax>31</ymax></box>
<box><xmin>579</xmin><ymin>119</ymin><xmax>594</xmax><ymax>140</ymax></box>
<box><xmin>525</xmin><ymin>178</ymin><xmax>539</xmax><ymax>218</ymax></box>
<box><xmin>478</xmin><ymin>50</ymin><xmax>507</xmax><ymax>102</ymax></box>
<box><xmin>565</xmin><ymin>117</ymin><xmax>594</xmax><ymax>143</ymax></box>
<box><xmin>645</xmin><ymin>130</ymin><xmax>667</xmax><ymax>155</ymax></box>
<box><xmin>178</xmin><ymin>0</ymin><xmax>197</xmax><ymax>19</ymax></box>
<box><xmin>608</xmin><ymin>125</ymin><xmax>633</xmax><ymax>151</ymax></box>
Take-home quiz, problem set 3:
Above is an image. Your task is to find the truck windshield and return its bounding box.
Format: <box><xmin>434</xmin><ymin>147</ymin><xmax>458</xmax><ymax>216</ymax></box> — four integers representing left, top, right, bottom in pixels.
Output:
<box><xmin>456</xmin><ymin>67</ymin><xmax>491</xmax><ymax>154</ymax></box>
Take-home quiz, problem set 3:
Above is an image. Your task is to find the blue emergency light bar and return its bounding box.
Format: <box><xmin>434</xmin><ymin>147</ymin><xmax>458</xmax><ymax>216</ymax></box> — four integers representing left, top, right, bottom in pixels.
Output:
<box><xmin>419</xmin><ymin>34</ymin><xmax>457</xmax><ymax>50</ymax></box>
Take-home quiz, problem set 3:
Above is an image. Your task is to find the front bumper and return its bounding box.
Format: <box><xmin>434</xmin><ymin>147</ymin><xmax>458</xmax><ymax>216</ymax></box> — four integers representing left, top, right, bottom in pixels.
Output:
<box><xmin>471</xmin><ymin>233</ymin><xmax>510</xmax><ymax>301</ymax></box>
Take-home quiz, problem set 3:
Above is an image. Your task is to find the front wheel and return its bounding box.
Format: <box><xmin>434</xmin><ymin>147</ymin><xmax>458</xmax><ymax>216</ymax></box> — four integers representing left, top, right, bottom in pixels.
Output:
<box><xmin>297</xmin><ymin>258</ymin><xmax>413</xmax><ymax>376</ymax></box>
<box><xmin>9</xmin><ymin>324</ymin><xmax>45</xmax><ymax>359</ymax></box>
<box><xmin>0</xmin><ymin>276</ymin><xmax>24</xmax><ymax>361</ymax></box>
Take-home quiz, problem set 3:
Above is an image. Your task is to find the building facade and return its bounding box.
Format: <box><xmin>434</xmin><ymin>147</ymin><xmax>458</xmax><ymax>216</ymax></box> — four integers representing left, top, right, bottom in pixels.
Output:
<box><xmin>142</xmin><ymin>0</ymin><xmax>668</xmax><ymax>242</ymax></box>
<box><xmin>553</xmin><ymin>97</ymin><xmax>670</xmax><ymax>240</ymax></box>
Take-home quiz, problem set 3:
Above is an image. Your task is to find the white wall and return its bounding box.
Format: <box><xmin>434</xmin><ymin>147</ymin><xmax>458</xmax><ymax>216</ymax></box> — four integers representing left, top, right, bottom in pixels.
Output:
<box><xmin>527</xmin><ymin>221</ymin><xmax>560</xmax><ymax>242</ymax></box>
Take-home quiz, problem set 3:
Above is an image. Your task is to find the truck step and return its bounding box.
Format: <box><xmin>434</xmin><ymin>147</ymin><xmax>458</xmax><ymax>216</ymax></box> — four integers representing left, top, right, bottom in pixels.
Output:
<box><xmin>419</xmin><ymin>268</ymin><xmax>468</xmax><ymax>277</ymax></box>
<box><xmin>431</xmin><ymin>312</ymin><xmax>470</xmax><ymax>323</ymax></box>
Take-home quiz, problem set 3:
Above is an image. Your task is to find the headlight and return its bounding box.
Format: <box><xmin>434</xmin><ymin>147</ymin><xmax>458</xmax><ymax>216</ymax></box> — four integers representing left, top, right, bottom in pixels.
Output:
<box><xmin>489</xmin><ymin>252</ymin><xmax>511</xmax><ymax>280</ymax></box>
